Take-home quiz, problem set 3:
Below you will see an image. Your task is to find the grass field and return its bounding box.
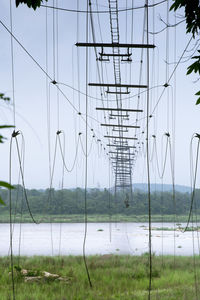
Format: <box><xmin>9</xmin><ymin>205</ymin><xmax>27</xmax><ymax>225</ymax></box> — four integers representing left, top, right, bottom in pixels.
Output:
<box><xmin>0</xmin><ymin>255</ymin><xmax>200</xmax><ymax>299</ymax></box>
<box><xmin>0</xmin><ymin>213</ymin><xmax>195</xmax><ymax>223</ymax></box>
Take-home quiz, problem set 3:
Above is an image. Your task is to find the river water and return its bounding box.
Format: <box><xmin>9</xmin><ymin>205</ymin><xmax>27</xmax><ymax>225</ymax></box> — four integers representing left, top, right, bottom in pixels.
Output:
<box><xmin>0</xmin><ymin>222</ymin><xmax>199</xmax><ymax>256</ymax></box>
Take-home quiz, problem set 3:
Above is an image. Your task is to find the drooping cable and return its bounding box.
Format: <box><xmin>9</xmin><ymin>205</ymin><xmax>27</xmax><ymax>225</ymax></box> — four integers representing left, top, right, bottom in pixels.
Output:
<box><xmin>41</xmin><ymin>1</ymin><xmax>167</xmax><ymax>14</ymax></box>
<box><xmin>14</xmin><ymin>133</ymin><xmax>39</xmax><ymax>224</ymax></box>
<box><xmin>154</xmin><ymin>135</ymin><xmax>169</xmax><ymax>178</ymax></box>
<box><xmin>58</xmin><ymin>131</ymin><xmax>65</xmax><ymax>256</ymax></box>
<box><xmin>57</xmin><ymin>132</ymin><xmax>80</xmax><ymax>172</ymax></box>
<box><xmin>183</xmin><ymin>135</ymin><xmax>200</xmax><ymax>232</ymax></box>
<box><xmin>48</xmin><ymin>133</ymin><xmax>59</xmax><ymax>256</ymax></box>
<box><xmin>80</xmin><ymin>134</ymin><xmax>94</xmax><ymax>157</ymax></box>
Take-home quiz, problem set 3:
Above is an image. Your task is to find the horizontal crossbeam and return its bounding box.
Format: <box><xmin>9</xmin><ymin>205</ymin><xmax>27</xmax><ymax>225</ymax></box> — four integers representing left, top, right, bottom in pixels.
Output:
<box><xmin>76</xmin><ymin>42</ymin><xmax>155</xmax><ymax>49</ymax></box>
<box><xmin>107</xmin><ymin>90</ymin><xmax>130</xmax><ymax>95</ymax></box>
<box><xmin>101</xmin><ymin>123</ymin><xmax>139</xmax><ymax>129</ymax></box>
<box><xmin>110</xmin><ymin>114</ymin><xmax>129</xmax><ymax>117</ymax></box>
<box><xmin>105</xmin><ymin>135</ymin><xmax>137</xmax><ymax>140</ymax></box>
<box><xmin>96</xmin><ymin>107</ymin><xmax>143</xmax><ymax>112</ymax></box>
<box><xmin>115</xmin><ymin>185</ymin><xmax>131</xmax><ymax>188</ymax></box>
<box><xmin>99</xmin><ymin>52</ymin><xmax>131</xmax><ymax>57</ymax></box>
<box><xmin>116</xmin><ymin>172</ymin><xmax>131</xmax><ymax>174</ymax></box>
<box><xmin>111</xmin><ymin>158</ymin><xmax>134</xmax><ymax>161</ymax></box>
<box><xmin>89</xmin><ymin>83</ymin><xmax>147</xmax><ymax>88</ymax></box>
<box><xmin>109</xmin><ymin>151</ymin><xmax>134</xmax><ymax>155</ymax></box>
<box><xmin>107</xmin><ymin>144</ymin><xmax>136</xmax><ymax>148</ymax></box>
<box><xmin>112</xmin><ymin>129</ymin><xmax>128</xmax><ymax>133</ymax></box>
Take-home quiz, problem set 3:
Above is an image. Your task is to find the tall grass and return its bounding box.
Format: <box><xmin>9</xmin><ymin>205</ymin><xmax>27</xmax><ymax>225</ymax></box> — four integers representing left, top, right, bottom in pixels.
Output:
<box><xmin>0</xmin><ymin>255</ymin><xmax>199</xmax><ymax>299</ymax></box>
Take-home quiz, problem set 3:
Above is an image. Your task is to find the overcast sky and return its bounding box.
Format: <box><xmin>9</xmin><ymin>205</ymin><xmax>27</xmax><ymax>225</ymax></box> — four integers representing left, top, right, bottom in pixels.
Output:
<box><xmin>0</xmin><ymin>0</ymin><xmax>199</xmax><ymax>189</ymax></box>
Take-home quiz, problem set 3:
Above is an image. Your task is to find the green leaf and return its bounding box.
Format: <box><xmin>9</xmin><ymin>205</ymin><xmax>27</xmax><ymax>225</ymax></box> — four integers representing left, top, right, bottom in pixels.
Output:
<box><xmin>0</xmin><ymin>181</ymin><xmax>14</xmax><ymax>189</ymax></box>
<box><xmin>0</xmin><ymin>196</ymin><xmax>5</xmax><ymax>206</ymax></box>
<box><xmin>195</xmin><ymin>97</ymin><xmax>200</xmax><ymax>105</ymax></box>
<box><xmin>0</xmin><ymin>125</ymin><xmax>14</xmax><ymax>129</ymax></box>
<box><xmin>187</xmin><ymin>61</ymin><xmax>200</xmax><ymax>75</ymax></box>
<box><xmin>0</xmin><ymin>135</ymin><xmax>5</xmax><ymax>143</ymax></box>
<box><xmin>195</xmin><ymin>91</ymin><xmax>200</xmax><ymax>96</ymax></box>
<box><xmin>0</xmin><ymin>93</ymin><xmax>10</xmax><ymax>102</ymax></box>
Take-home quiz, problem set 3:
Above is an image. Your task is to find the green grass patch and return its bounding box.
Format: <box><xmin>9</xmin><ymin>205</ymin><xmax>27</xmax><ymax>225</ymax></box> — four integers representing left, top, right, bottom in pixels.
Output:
<box><xmin>0</xmin><ymin>213</ymin><xmax>198</xmax><ymax>223</ymax></box>
<box><xmin>0</xmin><ymin>255</ymin><xmax>200</xmax><ymax>299</ymax></box>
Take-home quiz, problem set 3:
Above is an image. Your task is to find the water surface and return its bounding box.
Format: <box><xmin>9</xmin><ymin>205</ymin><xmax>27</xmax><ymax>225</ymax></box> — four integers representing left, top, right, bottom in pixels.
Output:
<box><xmin>0</xmin><ymin>222</ymin><xmax>199</xmax><ymax>256</ymax></box>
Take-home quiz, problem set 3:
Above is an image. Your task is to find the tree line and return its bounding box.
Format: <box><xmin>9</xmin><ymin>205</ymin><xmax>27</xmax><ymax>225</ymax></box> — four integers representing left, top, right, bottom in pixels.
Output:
<box><xmin>0</xmin><ymin>185</ymin><xmax>199</xmax><ymax>216</ymax></box>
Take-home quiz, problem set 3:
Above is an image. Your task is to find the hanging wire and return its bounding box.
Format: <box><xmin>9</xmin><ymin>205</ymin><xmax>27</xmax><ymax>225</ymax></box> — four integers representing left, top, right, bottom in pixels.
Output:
<box><xmin>108</xmin><ymin>160</ymin><xmax>112</xmax><ymax>242</ymax></box>
<box><xmin>9</xmin><ymin>137</ymin><xmax>15</xmax><ymax>300</ymax></box>
<box><xmin>0</xmin><ymin>19</ymin><xmax>108</xmax><ymax>152</ymax></box>
<box><xmin>14</xmin><ymin>133</ymin><xmax>40</xmax><ymax>224</ymax></box>
<box><xmin>41</xmin><ymin>1</ymin><xmax>167</xmax><ymax>14</ymax></box>
<box><xmin>183</xmin><ymin>135</ymin><xmax>200</xmax><ymax>232</ymax></box>
<box><xmin>58</xmin><ymin>132</ymin><xmax>80</xmax><ymax>172</ymax></box>
<box><xmin>9</xmin><ymin>0</ymin><xmax>16</xmax><ymax>127</ymax></box>
<box><xmin>16</xmin><ymin>134</ymin><xmax>25</xmax><ymax>266</ymax></box>
<box><xmin>8</xmin><ymin>4</ymin><xmax>17</xmax><ymax>296</ymax></box>
<box><xmin>154</xmin><ymin>135</ymin><xmax>169</xmax><ymax>178</ymax></box>
<box><xmin>80</xmin><ymin>134</ymin><xmax>94</xmax><ymax>157</ymax></box>
<box><xmin>145</xmin><ymin>1</ymin><xmax>152</xmax><ymax>298</ymax></box>
<box><xmin>83</xmin><ymin>0</ymin><xmax>92</xmax><ymax>288</ymax></box>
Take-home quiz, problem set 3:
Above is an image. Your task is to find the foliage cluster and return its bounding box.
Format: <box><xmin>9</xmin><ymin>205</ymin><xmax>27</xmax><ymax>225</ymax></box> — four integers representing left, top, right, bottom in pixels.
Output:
<box><xmin>0</xmin><ymin>186</ymin><xmax>197</xmax><ymax>217</ymax></box>
<box><xmin>15</xmin><ymin>0</ymin><xmax>47</xmax><ymax>10</ymax></box>
<box><xmin>171</xmin><ymin>0</ymin><xmax>200</xmax><ymax>104</ymax></box>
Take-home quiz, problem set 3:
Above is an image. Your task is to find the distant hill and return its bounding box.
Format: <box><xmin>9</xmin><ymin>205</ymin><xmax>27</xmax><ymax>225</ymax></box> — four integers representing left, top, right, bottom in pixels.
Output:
<box><xmin>133</xmin><ymin>183</ymin><xmax>191</xmax><ymax>193</ymax></box>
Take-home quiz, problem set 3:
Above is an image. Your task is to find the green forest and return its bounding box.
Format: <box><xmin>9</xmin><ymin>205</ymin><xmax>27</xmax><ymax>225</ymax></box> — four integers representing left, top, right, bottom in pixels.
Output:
<box><xmin>0</xmin><ymin>185</ymin><xmax>199</xmax><ymax>217</ymax></box>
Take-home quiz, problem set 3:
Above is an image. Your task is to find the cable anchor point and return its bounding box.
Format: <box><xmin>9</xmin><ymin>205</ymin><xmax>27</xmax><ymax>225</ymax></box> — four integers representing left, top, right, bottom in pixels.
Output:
<box><xmin>12</xmin><ymin>130</ymin><xmax>20</xmax><ymax>138</ymax></box>
<box><xmin>163</xmin><ymin>83</ymin><xmax>169</xmax><ymax>88</ymax></box>
<box><xmin>51</xmin><ymin>80</ymin><xmax>57</xmax><ymax>85</ymax></box>
<box><xmin>56</xmin><ymin>130</ymin><xmax>62</xmax><ymax>135</ymax></box>
<box><xmin>195</xmin><ymin>133</ymin><xmax>200</xmax><ymax>139</ymax></box>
